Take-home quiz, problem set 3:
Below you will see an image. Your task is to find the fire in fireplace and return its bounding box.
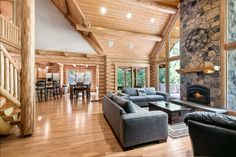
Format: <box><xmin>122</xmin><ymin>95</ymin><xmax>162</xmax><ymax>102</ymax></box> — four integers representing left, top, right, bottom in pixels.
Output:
<box><xmin>187</xmin><ymin>85</ymin><xmax>210</xmax><ymax>105</ymax></box>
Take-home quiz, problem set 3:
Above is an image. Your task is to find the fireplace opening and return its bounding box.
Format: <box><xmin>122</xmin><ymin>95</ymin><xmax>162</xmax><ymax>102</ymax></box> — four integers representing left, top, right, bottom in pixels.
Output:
<box><xmin>187</xmin><ymin>85</ymin><xmax>210</xmax><ymax>105</ymax></box>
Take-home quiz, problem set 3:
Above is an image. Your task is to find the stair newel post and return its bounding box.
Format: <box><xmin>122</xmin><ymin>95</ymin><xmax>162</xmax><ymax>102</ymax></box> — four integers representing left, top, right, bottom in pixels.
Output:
<box><xmin>0</xmin><ymin>51</ymin><xmax>4</xmax><ymax>87</ymax></box>
<box><xmin>20</xmin><ymin>0</ymin><xmax>35</xmax><ymax>136</ymax></box>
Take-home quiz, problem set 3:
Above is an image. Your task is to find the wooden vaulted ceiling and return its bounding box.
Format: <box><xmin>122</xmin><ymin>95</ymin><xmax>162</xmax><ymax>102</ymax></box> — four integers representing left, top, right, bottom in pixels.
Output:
<box><xmin>51</xmin><ymin>0</ymin><xmax>179</xmax><ymax>58</ymax></box>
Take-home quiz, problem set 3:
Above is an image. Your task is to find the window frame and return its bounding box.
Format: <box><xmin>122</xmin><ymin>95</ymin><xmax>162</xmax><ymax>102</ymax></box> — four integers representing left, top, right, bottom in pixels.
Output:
<box><xmin>225</xmin><ymin>0</ymin><xmax>236</xmax><ymax>110</ymax></box>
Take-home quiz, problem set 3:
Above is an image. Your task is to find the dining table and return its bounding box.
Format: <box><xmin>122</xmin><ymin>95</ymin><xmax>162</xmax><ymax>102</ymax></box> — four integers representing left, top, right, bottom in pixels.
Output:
<box><xmin>69</xmin><ymin>83</ymin><xmax>91</xmax><ymax>99</ymax></box>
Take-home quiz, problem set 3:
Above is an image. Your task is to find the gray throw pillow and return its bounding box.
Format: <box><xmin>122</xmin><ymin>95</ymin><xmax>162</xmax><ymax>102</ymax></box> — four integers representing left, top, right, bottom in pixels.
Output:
<box><xmin>113</xmin><ymin>96</ymin><xmax>136</xmax><ymax>113</ymax></box>
<box><xmin>145</xmin><ymin>87</ymin><xmax>156</xmax><ymax>95</ymax></box>
<box><xmin>107</xmin><ymin>91</ymin><xmax>114</xmax><ymax>100</ymax></box>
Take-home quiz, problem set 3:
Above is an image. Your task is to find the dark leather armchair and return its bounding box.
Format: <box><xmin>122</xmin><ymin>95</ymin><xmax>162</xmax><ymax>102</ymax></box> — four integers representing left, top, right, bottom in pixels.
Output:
<box><xmin>184</xmin><ymin>112</ymin><xmax>236</xmax><ymax>157</ymax></box>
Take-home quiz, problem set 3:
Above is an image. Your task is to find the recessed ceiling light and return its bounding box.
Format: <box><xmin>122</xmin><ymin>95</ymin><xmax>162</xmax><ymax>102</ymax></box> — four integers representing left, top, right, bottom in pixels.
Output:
<box><xmin>73</xmin><ymin>64</ymin><xmax>77</xmax><ymax>67</ymax></box>
<box><xmin>46</xmin><ymin>66</ymin><xmax>49</xmax><ymax>70</ymax></box>
<box><xmin>150</xmin><ymin>18</ymin><xmax>155</xmax><ymax>23</ymax></box>
<box><xmin>175</xmin><ymin>27</ymin><xmax>179</xmax><ymax>31</ymax></box>
<box><xmin>108</xmin><ymin>40</ymin><xmax>114</xmax><ymax>47</ymax></box>
<box><xmin>100</xmin><ymin>7</ymin><xmax>107</xmax><ymax>15</ymax></box>
<box><xmin>129</xmin><ymin>43</ymin><xmax>134</xmax><ymax>49</ymax></box>
<box><xmin>126</xmin><ymin>13</ymin><xmax>132</xmax><ymax>19</ymax></box>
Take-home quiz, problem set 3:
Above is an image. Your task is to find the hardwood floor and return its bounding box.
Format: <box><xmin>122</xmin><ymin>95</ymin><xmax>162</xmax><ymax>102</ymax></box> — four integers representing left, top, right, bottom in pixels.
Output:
<box><xmin>0</xmin><ymin>94</ymin><xmax>192</xmax><ymax>157</ymax></box>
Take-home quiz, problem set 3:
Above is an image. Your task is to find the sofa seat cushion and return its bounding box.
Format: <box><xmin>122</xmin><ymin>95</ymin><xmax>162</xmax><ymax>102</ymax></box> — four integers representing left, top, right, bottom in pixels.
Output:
<box><xmin>145</xmin><ymin>87</ymin><xmax>156</xmax><ymax>95</ymax></box>
<box><xmin>146</xmin><ymin>95</ymin><xmax>165</xmax><ymax>101</ymax></box>
<box><xmin>122</xmin><ymin>88</ymin><xmax>138</xmax><ymax>96</ymax></box>
<box><xmin>132</xmin><ymin>102</ymin><xmax>147</xmax><ymax>112</ymax></box>
<box><xmin>129</xmin><ymin>96</ymin><xmax>149</xmax><ymax>102</ymax></box>
<box><xmin>113</xmin><ymin>96</ymin><xmax>136</xmax><ymax>113</ymax></box>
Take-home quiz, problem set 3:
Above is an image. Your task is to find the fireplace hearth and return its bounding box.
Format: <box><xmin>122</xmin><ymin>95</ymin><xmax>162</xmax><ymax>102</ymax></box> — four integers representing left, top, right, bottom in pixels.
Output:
<box><xmin>187</xmin><ymin>85</ymin><xmax>210</xmax><ymax>105</ymax></box>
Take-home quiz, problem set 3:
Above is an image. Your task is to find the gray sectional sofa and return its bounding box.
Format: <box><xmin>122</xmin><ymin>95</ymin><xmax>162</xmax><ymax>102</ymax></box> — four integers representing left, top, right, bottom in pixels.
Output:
<box><xmin>119</xmin><ymin>87</ymin><xmax>169</xmax><ymax>107</ymax></box>
<box><xmin>102</xmin><ymin>93</ymin><xmax>168</xmax><ymax>149</ymax></box>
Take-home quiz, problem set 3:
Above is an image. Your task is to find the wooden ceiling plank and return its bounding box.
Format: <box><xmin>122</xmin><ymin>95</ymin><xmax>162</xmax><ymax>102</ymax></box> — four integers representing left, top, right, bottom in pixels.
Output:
<box><xmin>120</xmin><ymin>0</ymin><xmax>177</xmax><ymax>14</ymax></box>
<box><xmin>70</xmin><ymin>0</ymin><xmax>90</xmax><ymax>27</ymax></box>
<box><xmin>76</xmin><ymin>24</ymin><xmax>163</xmax><ymax>42</ymax></box>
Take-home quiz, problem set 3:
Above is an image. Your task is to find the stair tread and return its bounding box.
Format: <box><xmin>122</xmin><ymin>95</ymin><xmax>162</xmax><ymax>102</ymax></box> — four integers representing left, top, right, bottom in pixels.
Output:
<box><xmin>0</xmin><ymin>96</ymin><xmax>6</xmax><ymax>108</ymax></box>
<box><xmin>10</xmin><ymin>120</ymin><xmax>21</xmax><ymax>126</ymax></box>
<box><xmin>2</xmin><ymin>115</ymin><xmax>18</xmax><ymax>121</ymax></box>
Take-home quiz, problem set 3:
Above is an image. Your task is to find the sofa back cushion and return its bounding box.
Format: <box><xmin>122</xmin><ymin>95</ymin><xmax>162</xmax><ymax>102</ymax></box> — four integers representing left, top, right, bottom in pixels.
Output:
<box><xmin>113</xmin><ymin>96</ymin><xmax>136</xmax><ymax>113</ymax></box>
<box><xmin>107</xmin><ymin>91</ymin><xmax>115</xmax><ymax>100</ymax></box>
<box><xmin>122</xmin><ymin>88</ymin><xmax>138</xmax><ymax>96</ymax></box>
<box><xmin>145</xmin><ymin>87</ymin><xmax>156</xmax><ymax>95</ymax></box>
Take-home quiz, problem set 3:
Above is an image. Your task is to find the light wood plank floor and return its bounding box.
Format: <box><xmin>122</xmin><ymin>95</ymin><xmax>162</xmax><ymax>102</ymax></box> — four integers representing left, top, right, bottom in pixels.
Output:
<box><xmin>0</xmin><ymin>95</ymin><xmax>192</xmax><ymax>157</ymax></box>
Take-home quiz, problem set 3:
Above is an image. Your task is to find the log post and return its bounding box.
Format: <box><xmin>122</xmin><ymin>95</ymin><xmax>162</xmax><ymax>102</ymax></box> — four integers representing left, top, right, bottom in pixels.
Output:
<box><xmin>20</xmin><ymin>0</ymin><xmax>35</xmax><ymax>136</ymax></box>
<box><xmin>59</xmin><ymin>64</ymin><xmax>64</xmax><ymax>86</ymax></box>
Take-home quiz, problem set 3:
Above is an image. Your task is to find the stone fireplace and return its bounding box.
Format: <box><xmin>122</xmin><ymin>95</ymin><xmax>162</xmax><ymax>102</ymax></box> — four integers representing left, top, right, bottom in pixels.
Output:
<box><xmin>180</xmin><ymin>0</ymin><xmax>223</xmax><ymax>108</ymax></box>
<box><xmin>187</xmin><ymin>85</ymin><xmax>210</xmax><ymax>105</ymax></box>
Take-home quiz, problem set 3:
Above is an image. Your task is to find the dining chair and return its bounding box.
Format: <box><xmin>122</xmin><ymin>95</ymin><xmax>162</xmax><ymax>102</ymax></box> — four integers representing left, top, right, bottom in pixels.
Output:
<box><xmin>53</xmin><ymin>80</ymin><xmax>62</xmax><ymax>99</ymax></box>
<box><xmin>76</xmin><ymin>82</ymin><xmax>84</xmax><ymax>98</ymax></box>
<box><xmin>36</xmin><ymin>80</ymin><xmax>47</xmax><ymax>101</ymax></box>
<box><xmin>86</xmin><ymin>83</ymin><xmax>91</xmax><ymax>98</ymax></box>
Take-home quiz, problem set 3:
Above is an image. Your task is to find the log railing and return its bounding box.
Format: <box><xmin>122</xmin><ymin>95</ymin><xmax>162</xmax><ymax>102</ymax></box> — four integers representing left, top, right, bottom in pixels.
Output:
<box><xmin>0</xmin><ymin>15</ymin><xmax>21</xmax><ymax>49</ymax></box>
<box><xmin>0</xmin><ymin>44</ymin><xmax>21</xmax><ymax>107</ymax></box>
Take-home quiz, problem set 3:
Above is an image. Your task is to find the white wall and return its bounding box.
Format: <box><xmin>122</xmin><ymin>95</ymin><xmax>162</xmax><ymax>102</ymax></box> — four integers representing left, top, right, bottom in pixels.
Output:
<box><xmin>35</xmin><ymin>0</ymin><xmax>95</xmax><ymax>54</ymax></box>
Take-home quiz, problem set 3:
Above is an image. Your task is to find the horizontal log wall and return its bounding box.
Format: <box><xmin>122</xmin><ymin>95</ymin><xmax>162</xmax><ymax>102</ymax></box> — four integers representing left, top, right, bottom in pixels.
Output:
<box><xmin>150</xmin><ymin>59</ymin><xmax>158</xmax><ymax>89</ymax></box>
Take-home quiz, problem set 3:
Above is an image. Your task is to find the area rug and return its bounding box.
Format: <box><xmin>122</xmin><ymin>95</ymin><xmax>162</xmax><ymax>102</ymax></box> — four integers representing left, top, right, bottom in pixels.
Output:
<box><xmin>168</xmin><ymin>123</ymin><xmax>189</xmax><ymax>139</ymax></box>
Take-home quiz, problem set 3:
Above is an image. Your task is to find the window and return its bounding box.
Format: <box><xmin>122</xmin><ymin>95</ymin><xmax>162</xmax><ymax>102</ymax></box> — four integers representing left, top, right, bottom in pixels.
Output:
<box><xmin>156</xmin><ymin>18</ymin><xmax>180</xmax><ymax>98</ymax></box>
<box><xmin>116</xmin><ymin>66</ymin><xmax>148</xmax><ymax>91</ymax></box>
<box><xmin>227</xmin><ymin>0</ymin><xmax>236</xmax><ymax>110</ymax></box>
<box><xmin>227</xmin><ymin>50</ymin><xmax>236</xmax><ymax>110</ymax></box>
<box><xmin>169</xmin><ymin>60</ymin><xmax>180</xmax><ymax>98</ymax></box>
<box><xmin>169</xmin><ymin>41</ymin><xmax>180</xmax><ymax>57</ymax></box>
<box><xmin>136</xmin><ymin>67</ymin><xmax>146</xmax><ymax>88</ymax></box>
<box><xmin>117</xmin><ymin>67</ymin><xmax>132</xmax><ymax>90</ymax></box>
<box><xmin>158</xmin><ymin>64</ymin><xmax>166</xmax><ymax>92</ymax></box>
<box><xmin>117</xmin><ymin>68</ymin><xmax>125</xmax><ymax>90</ymax></box>
<box><xmin>228</xmin><ymin>0</ymin><xmax>236</xmax><ymax>42</ymax></box>
<box><xmin>67</xmin><ymin>70</ymin><xmax>91</xmax><ymax>84</ymax></box>
<box><xmin>125</xmin><ymin>68</ymin><xmax>132</xmax><ymax>88</ymax></box>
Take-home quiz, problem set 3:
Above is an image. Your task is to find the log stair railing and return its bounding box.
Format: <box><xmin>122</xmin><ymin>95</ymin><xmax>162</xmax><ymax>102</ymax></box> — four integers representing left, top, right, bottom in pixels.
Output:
<box><xmin>0</xmin><ymin>44</ymin><xmax>21</xmax><ymax>135</ymax></box>
<box><xmin>0</xmin><ymin>14</ymin><xmax>21</xmax><ymax>50</ymax></box>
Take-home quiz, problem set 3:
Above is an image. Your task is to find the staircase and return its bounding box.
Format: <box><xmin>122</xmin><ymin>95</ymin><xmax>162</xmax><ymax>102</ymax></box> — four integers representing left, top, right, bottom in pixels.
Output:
<box><xmin>0</xmin><ymin>14</ymin><xmax>21</xmax><ymax>135</ymax></box>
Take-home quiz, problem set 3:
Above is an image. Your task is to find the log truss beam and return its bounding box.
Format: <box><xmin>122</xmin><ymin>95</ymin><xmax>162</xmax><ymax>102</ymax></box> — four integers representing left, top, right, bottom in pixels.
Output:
<box><xmin>76</xmin><ymin>24</ymin><xmax>163</xmax><ymax>42</ymax></box>
<box><xmin>150</xmin><ymin>8</ymin><xmax>180</xmax><ymax>58</ymax></box>
<box><xmin>121</xmin><ymin>0</ymin><xmax>178</xmax><ymax>14</ymax></box>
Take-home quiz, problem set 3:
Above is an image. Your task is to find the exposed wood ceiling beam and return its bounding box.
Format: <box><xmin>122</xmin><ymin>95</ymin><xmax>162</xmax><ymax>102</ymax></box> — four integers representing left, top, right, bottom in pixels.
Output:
<box><xmin>76</xmin><ymin>24</ymin><xmax>163</xmax><ymax>42</ymax></box>
<box><xmin>150</xmin><ymin>8</ymin><xmax>180</xmax><ymax>58</ymax></box>
<box><xmin>70</xmin><ymin>0</ymin><xmax>90</xmax><ymax>27</ymax></box>
<box><xmin>122</xmin><ymin>0</ymin><xmax>178</xmax><ymax>14</ymax></box>
<box><xmin>51</xmin><ymin>0</ymin><xmax>104</xmax><ymax>55</ymax></box>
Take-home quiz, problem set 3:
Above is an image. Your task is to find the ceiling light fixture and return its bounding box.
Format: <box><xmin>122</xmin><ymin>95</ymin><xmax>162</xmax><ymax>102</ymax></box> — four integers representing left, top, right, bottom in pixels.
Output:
<box><xmin>126</xmin><ymin>13</ymin><xmax>132</xmax><ymax>19</ymax></box>
<box><xmin>46</xmin><ymin>66</ymin><xmax>49</xmax><ymax>70</ymax></box>
<box><xmin>150</xmin><ymin>18</ymin><xmax>155</xmax><ymax>23</ymax></box>
<box><xmin>100</xmin><ymin>7</ymin><xmax>107</xmax><ymax>15</ymax></box>
<box><xmin>73</xmin><ymin>64</ymin><xmax>77</xmax><ymax>67</ymax></box>
<box><xmin>108</xmin><ymin>40</ymin><xmax>114</xmax><ymax>47</ymax></box>
<box><xmin>129</xmin><ymin>43</ymin><xmax>134</xmax><ymax>49</ymax></box>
